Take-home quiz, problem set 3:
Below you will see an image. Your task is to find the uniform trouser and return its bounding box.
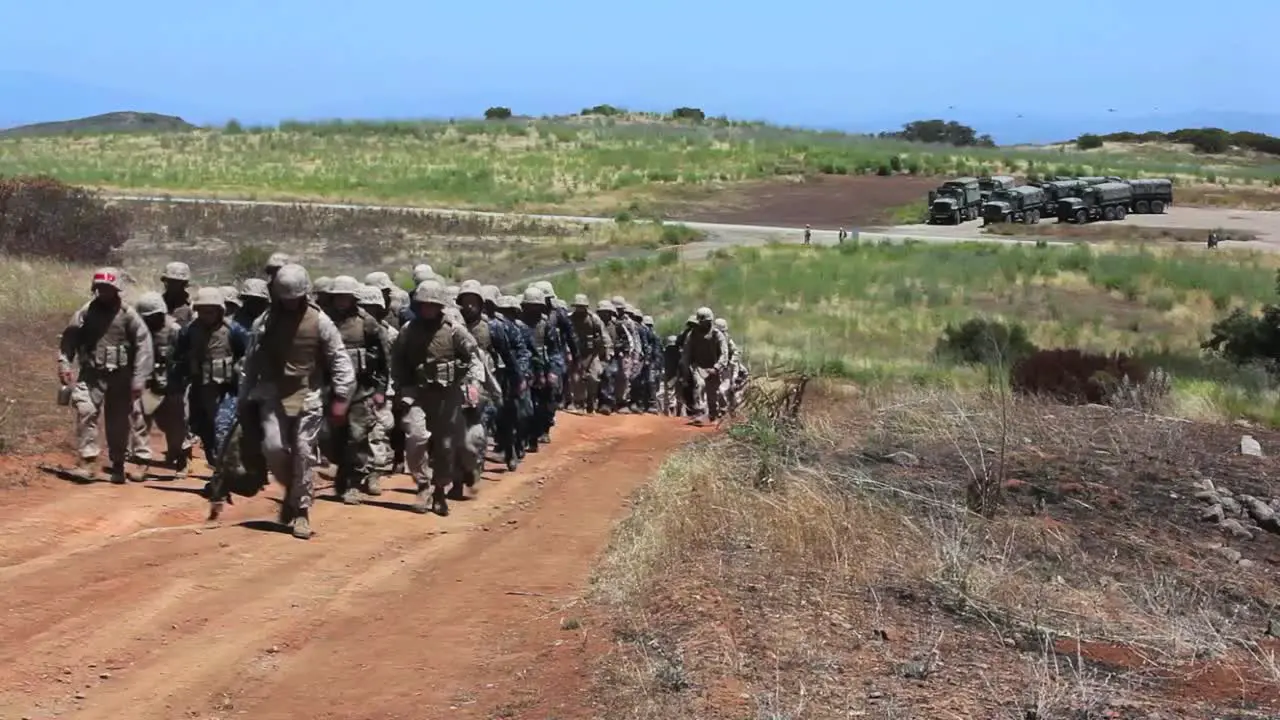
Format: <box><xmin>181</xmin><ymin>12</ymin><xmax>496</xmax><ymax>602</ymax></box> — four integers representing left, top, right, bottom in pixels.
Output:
<box><xmin>689</xmin><ymin>366</ymin><xmax>723</xmax><ymax>418</ymax></box>
<box><xmin>400</xmin><ymin>388</ymin><xmax>464</xmax><ymax>490</ymax></box>
<box><xmin>256</xmin><ymin>396</ymin><xmax>325</xmax><ymax>511</ymax></box>
<box><xmin>603</xmin><ymin>356</ymin><xmax>633</xmax><ymax>409</ymax></box>
<box><xmin>335</xmin><ymin>395</ymin><xmax>380</xmax><ymax>492</ymax></box>
<box><xmin>527</xmin><ymin>382</ymin><xmax>556</xmax><ymax>442</ymax></box>
<box><xmin>662</xmin><ymin>373</ymin><xmax>680</xmax><ymax>414</ymax></box>
<box><xmin>129</xmin><ymin>391</ymin><xmax>188</xmax><ymax>462</ymax></box>
<box><xmin>214</xmin><ymin>395</ymin><xmax>239</xmax><ymax>460</ymax></box>
<box><xmin>458</xmin><ymin>403</ymin><xmax>489</xmax><ymax>481</ymax></box>
<box><xmin>548</xmin><ymin>358</ymin><xmax>566</xmax><ymax>420</ymax></box>
<box><xmin>369</xmin><ymin>401</ymin><xmax>395</xmax><ymax>471</ymax></box>
<box><xmin>188</xmin><ymin>384</ymin><xmax>232</xmax><ymax>464</ymax></box>
<box><xmin>71</xmin><ymin>372</ymin><xmax>134</xmax><ymax>465</ymax></box>
<box><xmin>495</xmin><ymin>379</ymin><xmax>531</xmax><ymax>457</ymax></box>
<box><xmin>569</xmin><ymin>356</ymin><xmax>602</xmax><ymax>410</ymax></box>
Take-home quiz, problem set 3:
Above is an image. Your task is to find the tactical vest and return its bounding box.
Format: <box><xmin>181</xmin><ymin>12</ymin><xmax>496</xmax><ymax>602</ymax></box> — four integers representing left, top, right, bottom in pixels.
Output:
<box><xmin>166</xmin><ymin>297</ymin><xmax>194</xmax><ymax>328</ymax></box>
<box><xmin>529</xmin><ymin>318</ymin><xmax>552</xmax><ymax>371</ymax></box>
<box><xmin>571</xmin><ymin>313</ymin><xmax>602</xmax><ymax>356</ymax></box>
<box><xmin>260</xmin><ymin>304</ymin><xmax>323</xmax><ymax>415</ymax></box>
<box><xmin>467</xmin><ymin>317</ymin><xmax>499</xmax><ymax>371</ymax></box>
<box><xmin>149</xmin><ymin>319</ymin><xmax>178</xmax><ymax>388</ymax></box>
<box><xmin>77</xmin><ymin>301</ymin><xmax>137</xmax><ymax>373</ymax></box>
<box><xmin>189</xmin><ymin>319</ymin><xmax>237</xmax><ymax>385</ymax></box>
<box><xmin>403</xmin><ymin>319</ymin><xmax>462</xmax><ymax>388</ymax></box>
<box><xmin>688</xmin><ymin>328</ymin><xmax>725</xmax><ymax>368</ymax></box>
<box><xmin>335</xmin><ymin>309</ymin><xmax>380</xmax><ymax>379</ymax></box>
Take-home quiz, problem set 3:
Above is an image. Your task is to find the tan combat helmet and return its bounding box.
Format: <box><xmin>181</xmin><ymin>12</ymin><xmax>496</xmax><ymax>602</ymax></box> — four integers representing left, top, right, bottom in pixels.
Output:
<box><xmin>521</xmin><ymin>286</ymin><xmax>546</xmax><ymax>306</ymax></box>
<box><xmin>714</xmin><ymin>317</ymin><xmax>728</xmax><ymax>332</ymax></box>
<box><xmin>610</xmin><ymin>295</ymin><xmax>627</xmax><ymax>308</ymax></box>
<box><xmin>160</xmin><ymin>261</ymin><xmax>191</xmax><ymax>283</ymax></box>
<box><xmin>357</xmin><ymin>284</ymin><xmax>385</xmax><ymax>309</ymax></box>
<box><xmin>414</xmin><ymin>282</ymin><xmax>450</xmax><ymax>307</ymax></box>
<box><xmin>274</xmin><ymin>264</ymin><xmax>311</xmax><ymax>300</ymax></box>
<box><xmin>313</xmin><ymin>276</ymin><xmax>334</xmax><ymax>295</ymax></box>
<box><xmin>365</xmin><ymin>271</ymin><xmax>394</xmax><ymax>290</ymax></box>
<box><xmin>480</xmin><ymin>284</ymin><xmax>500</xmax><ymax>303</ymax></box>
<box><xmin>534</xmin><ymin>280</ymin><xmax>556</xmax><ymax>298</ymax></box>
<box><xmin>497</xmin><ymin>295</ymin><xmax>520</xmax><ymax>311</ymax></box>
<box><xmin>596</xmin><ymin>299</ymin><xmax>615</xmax><ymax>315</ymax></box>
<box><xmin>643</xmin><ymin>315</ymin><xmax>654</xmax><ymax>327</ymax></box>
<box><xmin>330</xmin><ymin>275</ymin><xmax>360</xmax><ymax>296</ymax></box>
<box><xmin>193</xmin><ymin>286</ymin><xmax>227</xmax><ymax>310</ymax></box>
<box><xmin>135</xmin><ymin>291</ymin><xmax>166</xmax><ymax>317</ymax></box>
<box><xmin>695</xmin><ymin>306</ymin><xmax>714</xmax><ymax>322</ymax></box>
<box><xmin>413</xmin><ymin>278</ymin><xmax>444</xmax><ymax>303</ymax></box>
<box><xmin>92</xmin><ymin>267</ymin><xmax>123</xmax><ymax>291</ymax></box>
<box><xmin>220</xmin><ymin>286</ymin><xmax>240</xmax><ymax>309</ymax></box>
<box><xmin>412</xmin><ymin>264</ymin><xmax>434</xmax><ymax>285</ymax></box>
<box><xmin>456</xmin><ymin>279</ymin><xmax>484</xmax><ymax>301</ymax></box>
<box><xmin>686</xmin><ymin>314</ymin><xmax>697</xmax><ymax>326</ymax></box>
<box><xmin>572</xmin><ymin>293</ymin><xmax>590</xmax><ymax>308</ymax></box>
<box><xmin>240</xmin><ymin>278</ymin><xmax>270</xmax><ymax>300</ymax></box>
<box><xmin>265</xmin><ymin>252</ymin><xmax>292</xmax><ymax>274</ymax></box>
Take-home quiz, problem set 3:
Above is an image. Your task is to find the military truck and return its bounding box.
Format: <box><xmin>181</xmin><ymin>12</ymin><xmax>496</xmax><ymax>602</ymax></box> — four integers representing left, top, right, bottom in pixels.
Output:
<box><xmin>1056</xmin><ymin>182</ymin><xmax>1134</xmax><ymax>223</ymax></box>
<box><xmin>1077</xmin><ymin>176</ymin><xmax>1124</xmax><ymax>185</ymax></box>
<box><xmin>978</xmin><ymin>175</ymin><xmax>1018</xmax><ymax>202</ymax></box>
<box><xmin>1125</xmin><ymin>178</ymin><xmax>1173</xmax><ymax>214</ymax></box>
<box><xmin>982</xmin><ymin>186</ymin><xmax>1049</xmax><ymax>224</ymax></box>
<box><xmin>928</xmin><ymin>177</ymin><xmax>982</xmax><ymax>224</ymax></box>
<box><xmin>1036</xmin><ymin>179</ymin><xmax>1090</xmax><ymax>206</ymax></box>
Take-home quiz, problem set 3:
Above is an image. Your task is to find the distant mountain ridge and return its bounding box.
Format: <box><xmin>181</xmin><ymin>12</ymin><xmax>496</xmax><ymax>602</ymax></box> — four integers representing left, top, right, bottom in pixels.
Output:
<box><xmin>0</xmin><ymin>111</ymin><xmax>196</xmax><ymax>137</ymax></box>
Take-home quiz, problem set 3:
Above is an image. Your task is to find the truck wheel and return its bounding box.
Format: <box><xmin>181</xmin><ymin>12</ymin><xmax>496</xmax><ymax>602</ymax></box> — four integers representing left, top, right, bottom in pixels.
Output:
<box><xmin>1115</xmin><ymin>206</ymin><xmax>1127</xmax><ymax>220</ymax></box>
<box><xmin>1075</xmin><ymin>209</ymin><xmax>1087</xmax><ymax>224</ymax></box>
<box><xmin>1103</xmin><ymin>206</ymin><xmax>1116</xmax><ymax>221</ymax></box>
<box><xmin>1151</xmin><ymin>200</ymin><xmax>1165</xmax><ymax>214</ymax></box>
<box><xmin>1135</xmin><ymin>200</ymin><xmax>1150</xmax><ymax>214</ymax></box>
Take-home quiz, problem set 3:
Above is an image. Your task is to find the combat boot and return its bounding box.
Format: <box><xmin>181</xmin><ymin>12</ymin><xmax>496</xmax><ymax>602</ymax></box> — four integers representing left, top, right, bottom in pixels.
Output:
<box><xmin>364</xmin><ymin>474</ymin><xmax>383</xmax><ymax>496</ymax></box>
<box><xmin>291</xmin><ymin>511</ymin><xmax>313</xmax><ymax>540</ymax></box>
<box><xmin>341</xmin><ymin>487</ymin><xmax>363</xmax><ymax>505</ymax></box>
<box><xmin>447</xmin><ymin>482</ymin><xmax>466</xmax><ymax>501</ymax></box>
<box><xmin>432</xmin><ymin>486</ymin><xmax>450</xmax><ymax>517</ymax></box>
<box><xmin>413</xmin><ymin>486</ymin><xmax>432</xmax><ymax>514</ymax></box>
<box><xmin>170</xmin><ymin>451</ymin><xmax>189</xmax><ymax>480</ymax></box>
<box><xmin>108</xmin><ymin>462</ymin><xmax>128</xmax><ymax>484</ymax></box>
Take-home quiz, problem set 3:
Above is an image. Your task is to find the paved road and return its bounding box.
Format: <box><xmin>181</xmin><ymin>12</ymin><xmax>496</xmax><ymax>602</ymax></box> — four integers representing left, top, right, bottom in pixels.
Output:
<box><xmin>106</xmin><ymin>194</ymin><xmax>1280</xmax><ymax>264</ymax></box>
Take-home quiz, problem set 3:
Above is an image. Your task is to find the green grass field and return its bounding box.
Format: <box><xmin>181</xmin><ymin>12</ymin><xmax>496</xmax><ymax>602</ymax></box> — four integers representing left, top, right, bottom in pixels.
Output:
<box><xmin>2</xmin><ymin>116</ymin><xmax>1278</xmax><ymax>213</ymax></box>
<box><xmin>549</xmin><ymin>240</ymin><xmax>1280</xmax><ymax>424</ymax></box>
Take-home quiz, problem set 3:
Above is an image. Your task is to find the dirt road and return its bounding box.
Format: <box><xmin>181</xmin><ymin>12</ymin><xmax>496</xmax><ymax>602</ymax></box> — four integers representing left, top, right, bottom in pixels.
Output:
<box><xmin>0</xmin><ymin>412</ymin><xmax>704</xmax><ymax>720</ymax></box>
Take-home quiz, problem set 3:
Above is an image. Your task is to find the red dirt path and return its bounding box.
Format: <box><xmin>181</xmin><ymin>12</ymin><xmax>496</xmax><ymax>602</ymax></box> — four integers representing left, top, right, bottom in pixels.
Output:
<box><xmin>0</xmin><ymin>316</ymin><xmax>709</xmax><ymax>720</ymax></box>
<box><xmin>662</xmin><ymin>175</ymin><xmax>936</xmax><ymax>229</ymax></box>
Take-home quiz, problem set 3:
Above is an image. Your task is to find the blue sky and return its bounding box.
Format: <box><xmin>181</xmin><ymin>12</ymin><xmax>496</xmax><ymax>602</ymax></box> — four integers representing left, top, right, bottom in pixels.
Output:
<box><xmin>2</xmin><ymin>0</ymin><xmax>1277</xmax><ymax>143</ymax></box>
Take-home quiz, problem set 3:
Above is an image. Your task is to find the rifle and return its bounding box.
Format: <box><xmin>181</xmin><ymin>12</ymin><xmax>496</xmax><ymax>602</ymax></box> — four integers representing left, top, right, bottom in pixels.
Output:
<box><xmin>205</xmin><ymin>407</ymin><xmax>243</xmax><ymax>521</ymax></box>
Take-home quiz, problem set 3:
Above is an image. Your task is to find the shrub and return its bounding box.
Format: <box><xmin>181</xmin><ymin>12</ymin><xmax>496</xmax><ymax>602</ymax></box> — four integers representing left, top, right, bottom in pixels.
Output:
<box><xmin>1075</xmin><ymin>134</ymin><xmax>1104</xmax><ymax>150</ymax></box>
<box><xmin>658</xmin><ymin>223</ymin><xmax>705</xmax><ymax>246</ymax></box>
<box><xmin>1010</xmin><ymin>349</ymin><xmax>1152</xmax><ymax>405</ymax></box>
<box><xmin>0</xmin><ymin>175</ymin><xmax>130</xmax><ymax>263</ymax></box>
<box><xmin>483</xmin><ymin>106</ymin><xmax>513</xmax><ymax>120</ymax></box>
<box><xmin>671</xmin><ymin>107</ymin><xmax>706</xmax><ymax>122</ymax></box>
<box><xmin>934</xmin><ymin>317</ymin><xmax>1037</xmax><ymax>367</ymax></box>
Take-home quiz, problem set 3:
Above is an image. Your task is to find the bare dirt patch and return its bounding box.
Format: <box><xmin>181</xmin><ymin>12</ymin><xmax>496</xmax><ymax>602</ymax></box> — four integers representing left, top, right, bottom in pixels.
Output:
<box><xmin>0</xmin><ymin>315</ymin><xmax>74</xmax><ymax>462</ymax></box>
<box><xmin>660</xmin><ymin>175</ymin><xmax>937</xmax><ymax>229</ymax></box>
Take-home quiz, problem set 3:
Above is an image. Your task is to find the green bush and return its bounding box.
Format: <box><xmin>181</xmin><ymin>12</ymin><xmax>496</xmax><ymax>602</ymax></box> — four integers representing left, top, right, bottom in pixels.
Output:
<box><xmin>934</xmin><ymin>317</ymin><xmax>1038</xmax><ymax>367</ymax></box>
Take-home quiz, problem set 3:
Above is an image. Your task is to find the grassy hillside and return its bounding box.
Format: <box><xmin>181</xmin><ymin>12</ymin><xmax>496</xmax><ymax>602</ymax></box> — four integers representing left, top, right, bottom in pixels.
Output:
<box><xmin>0</xmin><ymin>111</ymin><xmax>195</xmax><ymax>138</ymax></box>
<box><xmin>552</xmin><ymin>241</ymin><xmax>1280</xmax><ymax>424</ymax></box>
<box><xmin>1</xmin><ymin>114</ymin><xmax>1278</xmax><ymax>214</ymax></box>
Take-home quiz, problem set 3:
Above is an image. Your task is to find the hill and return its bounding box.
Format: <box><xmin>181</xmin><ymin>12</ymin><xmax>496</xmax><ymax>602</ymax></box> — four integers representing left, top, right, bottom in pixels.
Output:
<box><xmin>0</xmin><ymin>111</ymin><xmax>196</xmax><ymax>138</ymax></box>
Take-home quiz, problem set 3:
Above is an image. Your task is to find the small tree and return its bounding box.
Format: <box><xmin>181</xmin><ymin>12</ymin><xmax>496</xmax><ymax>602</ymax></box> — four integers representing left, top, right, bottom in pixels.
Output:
<box><xmin>671</xmin><ymin>107</ymin><xmax>706</xmax><ymax>122</ymax></box>
<box><xmin>484</xmin><ymin>106</ymin><xmax>513</xmax><ymax>120</ymax></box>
<box><xmin>224</xmin><ymin>118</ymin><xmax>244</xmax><ymax>134</ymax></box>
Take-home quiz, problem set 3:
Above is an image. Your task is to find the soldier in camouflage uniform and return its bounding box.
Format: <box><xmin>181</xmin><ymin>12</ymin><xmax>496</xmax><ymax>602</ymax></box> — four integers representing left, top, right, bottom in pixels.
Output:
<box><xmin>263</xmin><ymin>252</ymin><xmax>292</xmax><ymax>300</ymax></box>
<box><xmin>662</xmin><ymin>334</ymin><xmax>684</xmax><ymax>416</ymax></box>
<box><xmin>595</xmin><ymin>300</ymin><xmax>627</xmax><ymax>414</ymax></box>
<box><xmin>681</xmin><ymin>307</ymin><xmax>731</xmax><ymax>424</ymax></box>
<box><xmin>324</xmin><ymin>276</ymin><xmax>393</xmax><ymax>504</ymax></box>
<box><xmin>611</xmin><ymin>297</ymin><xmax>643</xmax><ymax>412</ymax></box>
<box><xmin>626</xmin><ymin>306</ymin><xmax>659</xmax><ymax>413</ymax></box>
<box><xmin>493</xmin><ymin>294</ymin><xmax>534</xmax><ymax>469</ymax></box>
<box><xmin>568</xmin><ymin>294</ymin><xmax>610</xmax><ymax>413</ymax></box>
<box><xmin>127</xmin><ymin>291</ymin><xmax>189</xmax><ymax>476</ymax></box>
<box><xmin>236</xmin><ymin>263</ymin><xmax>355</xmax><ymax>539</ymax></box>
<box><xmin>221</xmin><ymin>286</ymin><xmax>241</xmax><ymax>316</ymax></box>
<box><xmin>533</xmin><ymin>282</ymin><xmax>576</xmax><ymax>421</ymax></box>
<box><xmin>674</xmin><ymin>314</ymin><xmax>698</xmax><ymax>410</ymax></box>
<box><xmin>357</xmin><ymin>284</ymin><xmax>397</xmax><ymax>480</ymax></box>
<box><xmin>365</xmin><ymin>272</ymin><xmax>409</xmax><ymax>320</ymax></box>
<box><xmin>714</xmin><ymin>317</ymin><xmax>747</xmax><ymax>414</ymax></box>
<box><xmin>312</xmin><ymin>276</ymin><xmax>334</xmax><ymax>311</ymax></box>
<box><xmin>58</xmin><ymin>268</ymin><xmax>155</xmax><ymax>483</ymax></box>
<box><xmin>232</xmin><ymin>279</ymin><xmax>271</xmax><ymax>333</ymax></box>
<box><xmin>519</xmin><ymin>287</ymin><xmax>563</xmax><ymax>451</ymax></box>
<box><xmin>160</xmin><ymin>261</ymin><xmax>194</xmax><ymax>328</ymax></box>
<box><xmin>169</xmin><ymin>287</ymin><xmax>249</xmax><ymax>489</ymax></box>
<box><xmin>641</xmin><ymin>315</ymin><xmax>663</xmax><ymax>413</ymax></box>
<box><xmin>391</xmin><ymin>282</ymin><xmax>482</xmax><ymax>516</ymax></box>
<box><xmin>454</xmin><ymin>280</ymin><xmax>508</xmax><ymax>495</ymax></box>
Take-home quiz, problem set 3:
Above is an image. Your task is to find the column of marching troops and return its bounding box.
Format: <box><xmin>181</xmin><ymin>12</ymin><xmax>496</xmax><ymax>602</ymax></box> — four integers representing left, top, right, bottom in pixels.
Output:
<box><xmin>55</xmin><ymin>253</ymin><xmax>751</xmax><ymax>540</ymax></box>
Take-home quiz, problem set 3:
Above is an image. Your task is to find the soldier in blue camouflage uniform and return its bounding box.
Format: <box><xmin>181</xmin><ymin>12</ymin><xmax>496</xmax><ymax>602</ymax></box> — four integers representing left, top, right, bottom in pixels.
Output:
<box><xmin>493</xmin><ymin>294</ymin><xmax>534</xmax><ymax>468</ymax></box>
<box><xmin>532</xmin><ymin>282</ymin><xmax>576</xmax><ymax>438</ymax></box>
<box><xmin>519</xmin><ymin>287</ymin><xmax>563</xmax><ymax>453</ymax></box>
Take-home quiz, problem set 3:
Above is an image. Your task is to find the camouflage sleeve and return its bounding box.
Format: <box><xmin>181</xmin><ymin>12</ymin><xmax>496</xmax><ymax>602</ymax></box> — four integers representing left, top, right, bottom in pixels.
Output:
<box><xmin>489</xmin><ymin>319</ymin><xmax>520</xmax><ymax>376</ymax></box>
<box><xmin>680</xmin><ymin>330</ymin><xmax>693</xmax><ymax>368</ymax></box>
<box><xmin>167</xmin><ymin>323</ymin><xmax>192</xmax><ymax>391</ymax></box>
<box><xmin>235</xmin><ymin>316</ymin><xmax>265</xmax><ymax>406</ymax></box>
<box><xmin>557</xmin><ymin>310</ymin><xmax>577</xmax><ymax>358</ymax></box>
<box><xmin>57</xmin><ymin>304</ymin><xmax>87</xmax><ymax>375</ymax></box>
<box><xmin>714</xmin><ymin>329</ymin><xmax>730</xmax><ymax>373</ymax></box>
<box><xmin>598</xmin><ymin>316</ymin><xmax>613</xmax><ymax>359</ymax></box>
<box><xmin>317</xmin><ymin>312</ymin><xmax>356</xmax><ymax>401</ymax></box>
<box><xmin>370</xmin><ymin>319</ymin><xmax>393</xmax><ymax>395</ymax></box>
<box><xmin>451</xmin><ymin>325</ymin><xmax>481</xmax><ymax>380</ymax></box>
<box><xmin>389</xmin><ymin>325</ymin><xmax>411</xmax><ymax>390</ymax></box>
<box><xmin>129</xmin><ymin>310</ymin><xmax>155</xmax><ymax>392</ymax></box>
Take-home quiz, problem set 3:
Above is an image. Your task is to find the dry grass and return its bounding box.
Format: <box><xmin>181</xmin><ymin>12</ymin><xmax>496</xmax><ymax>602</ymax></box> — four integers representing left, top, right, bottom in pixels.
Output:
<box><xmin>589</xmin><ymin>381</ymin><xmax>1280</xmax><ymax>718</ymax></box>
<box><xmin>983</xmin><ymin>223</ymin><xmax>1260</xmax><ymax>245</ymax></box>
<box><xmin>0</xmin><ymin>256</ymin><xmax>98</xmax><ymax>316</ymax></box>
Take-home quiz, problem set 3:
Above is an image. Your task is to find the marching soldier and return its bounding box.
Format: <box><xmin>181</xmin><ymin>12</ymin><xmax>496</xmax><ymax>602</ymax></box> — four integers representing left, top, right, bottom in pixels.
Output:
<box><xmin>128</xmin><ymin>291</ymin><xmax>189</xmax><ymax>476</ymax></box>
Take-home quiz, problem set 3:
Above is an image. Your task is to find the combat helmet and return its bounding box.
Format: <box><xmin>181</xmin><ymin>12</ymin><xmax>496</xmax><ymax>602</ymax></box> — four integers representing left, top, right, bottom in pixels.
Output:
<box><xmin>330</xmin><ymin>275</ymin><xmax>361</xmax><ymax>296</ymax></box>
<box><xmin>412</xmin><ymin>264</ymin><xmax>434</xmax><ymax>284</ymax></box>
<box><xmin>193</xmin><ymin>286</ymin><xmax>227</xmax><ymax>310</ymax></box>
<box><xmin>135</xmin><ymin>291</ymin><xmax>166</xmax><ymax>316</ymax></box>
<box><xmin>220</xmin><ymin>286</ymin><xmax>240</xmax><ymax>308</ymax></box>
<box><xmin>572</xmin><ymin>293</ymin><xmax>590</xmax><ymax>308</ymax></box>
<box><xmin>596</xmin><ymin>299</ymin><xmax>615</xmax><ymax>314</ymax></box>
<box><xmin>456</xmin><ymin>279</ymin><xmax>484</xmax><ymax>301</ymax></box>
<box><xmin>264</xmin><ymin>252</ymin><xmax>292</xmax><ymax>274</ymax></box>
<box><xmin>160</xmin><ymin>261</ymin><xmax>191</xmax><ymax>283</ymax></box>
<box><xmin>534</xmin><ymin>280</ymin><xmax>556</xmax><ymax>298</ymax></box>
<box><xmin>313</xmin><ymin>276</ymin><xmax>334</xmax><ymax>295</ymax></box>
<box><xmin>274</xmin><ymin>264</ymin><xmax>311</xmax><ymax>300</ymax></box>
<box><xmin>92</xmin><ymin>267</ymin><xmax>123</xmax><ymax>291</ymax></box>
<box><xmin>480</xmin><ymin>284</ymin><xmax>500</xmax><ymax>303</ymax></box>
<box><xmin>522</xmin><ymin>287</ymin><xmax>546</xmax><ymax>306</ymax></box>
<box><xmin>240</xmin><ymin>278</ymin><xmax>270</xmax><ymax>300</ymax></box>
<box><xmin>357</xmin><ymin>284</ymin><xmax>385</xmax><ymax>308</ymax></box>
<box><xmin>695</xmin><ymin>306</ymin><xmax>714</xmax><ymax>322</ymax></box>
<box><xmin>414</xmin><ymin>281</ymin><xmax>450</xmax><ymax>307</ymax></box>
<box><xmin>365</xmin><ymin>271</ymin><xmax>394</xmax><ymax>290</ymax></box>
